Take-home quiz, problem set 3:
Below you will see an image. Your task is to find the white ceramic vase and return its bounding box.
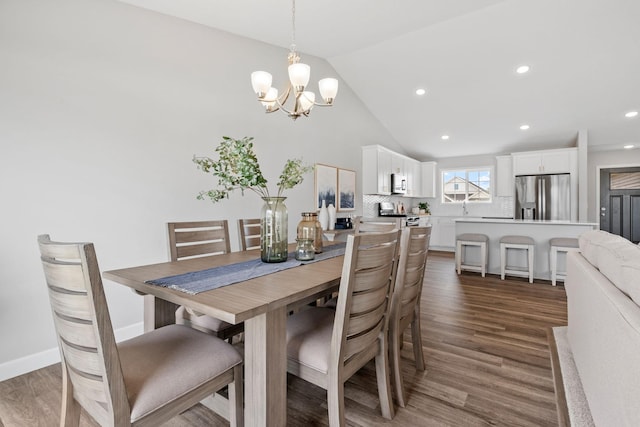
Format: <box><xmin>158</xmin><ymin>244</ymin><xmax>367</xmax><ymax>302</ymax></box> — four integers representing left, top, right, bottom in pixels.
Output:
<box><xmin>327</xmin><ymin>203</ymin><xmax>336</xmax><ymax>230</ymax></box>
<box><xmin>318</xmin><ymin>200</ymin><xmax>329</xmax><ymax>230</ymax></box>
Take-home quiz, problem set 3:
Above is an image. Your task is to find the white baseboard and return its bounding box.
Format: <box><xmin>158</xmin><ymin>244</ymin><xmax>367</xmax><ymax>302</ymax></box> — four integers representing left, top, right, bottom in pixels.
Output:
<box><xmin>0</xmin><ymin>322</ymin><xmax>144</xmax><ymax>382</ymax></box>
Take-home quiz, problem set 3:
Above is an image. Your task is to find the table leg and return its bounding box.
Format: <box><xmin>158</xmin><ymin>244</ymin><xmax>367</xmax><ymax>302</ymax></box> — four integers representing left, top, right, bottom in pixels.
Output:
<box><xmin>244</xmin><ymin>306</ymin><xmax>287</xmax><ymax>426</ymax></box>
<box><xmin>144</xmin><ymin>295</ymin><xmax>179</xmax><ymax>331</ymax></box>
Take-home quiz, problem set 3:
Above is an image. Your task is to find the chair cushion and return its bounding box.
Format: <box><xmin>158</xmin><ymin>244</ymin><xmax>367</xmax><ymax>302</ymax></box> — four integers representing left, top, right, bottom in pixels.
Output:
<box><xmin>176</xmin><ymin>305</ymin><xmax>232</xmax><ymax>332</ymax></box>
<box><xmin>286</xmin><ymin>307</ymin><xmax>335</xmax><ymax>374</ymax></box>
<box><xmin>549</xmin><ymin>237</ymin><xmax>579</xmax><ymax>248</ymax></box>
<box><xmin>500</xmin><ymin>235</ymin><xmax>534</xmax><ymax>245</ymax></box>
<box><xmin>457</xmin><ymin>233</ymin><xmax>489</xmax><ymax>243</ymax></box>
<box><xmin>118</xmin><ymin>324</ymin><xmax>242</xmax><ymax>422</ymax></box>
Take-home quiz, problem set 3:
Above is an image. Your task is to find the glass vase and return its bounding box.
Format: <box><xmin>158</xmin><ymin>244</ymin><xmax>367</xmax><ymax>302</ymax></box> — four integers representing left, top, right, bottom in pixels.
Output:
<box><xmin>260</xmin><ymin>197</ymin><xmax>288</xmax><ymax>263</ymax></box>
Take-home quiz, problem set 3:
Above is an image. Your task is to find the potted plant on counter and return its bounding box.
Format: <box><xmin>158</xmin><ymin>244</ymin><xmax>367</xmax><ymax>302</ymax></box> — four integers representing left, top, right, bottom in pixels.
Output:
<box><xmin>193</xmin><ymin>136</ymin><xmax>312</xmax><ymax>263</ymax></box>
<box><xmin>418</xmin><ymin>201</ymin><xmax>431</xmax><ymax>215</ymax></box>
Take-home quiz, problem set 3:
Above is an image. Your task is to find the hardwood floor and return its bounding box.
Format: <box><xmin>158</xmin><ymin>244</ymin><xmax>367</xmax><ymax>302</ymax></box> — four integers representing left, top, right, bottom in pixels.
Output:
<box><xmin>0</xmin><ymin>251</ymin><xmax>567</xmax><ymax>426</ymax></box>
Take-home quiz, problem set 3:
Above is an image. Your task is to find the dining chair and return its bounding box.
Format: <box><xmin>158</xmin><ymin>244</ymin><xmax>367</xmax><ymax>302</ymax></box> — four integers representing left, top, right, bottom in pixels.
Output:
<box><xmin>168</xmin><ymin>220</ymin><xmax>244</xmax><ymax>341</ymax></box>
<box><xmin>389</xmin><ymin>226</ymin><xmax>431</xmax><ymax>407</ymax></box>
<box><xmin>37</xmin><ymin>235</ymin><xmax>244</xmax><ymax>427</ymax></box>
<box><xmin>238</xmin><ymin>218</ymin><xmax>261</xmax><ymax>251</ymax></box>
<box><xmin>353</xmin><ymin>216</ymin><xmax>402</xmax><ymax>233</ymax></box>
<box><xmin>286</xmin><ymin>229</ymin><xmax>402</xmax><ymax>425</ymax></box>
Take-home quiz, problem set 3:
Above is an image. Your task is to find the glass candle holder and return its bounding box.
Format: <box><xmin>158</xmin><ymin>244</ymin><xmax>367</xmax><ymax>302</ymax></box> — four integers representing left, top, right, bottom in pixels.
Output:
<box><xmin>295</xmin><ymin>238</ymin><xmax>315</xmax><ymax>261</ymax></box>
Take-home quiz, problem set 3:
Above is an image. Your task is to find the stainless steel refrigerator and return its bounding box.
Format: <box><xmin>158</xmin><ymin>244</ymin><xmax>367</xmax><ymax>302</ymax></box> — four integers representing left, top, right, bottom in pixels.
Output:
<box><xmin>514</xmin><ymin>174</ymin><xmax>571</xmax><ymax>220</ymax></box>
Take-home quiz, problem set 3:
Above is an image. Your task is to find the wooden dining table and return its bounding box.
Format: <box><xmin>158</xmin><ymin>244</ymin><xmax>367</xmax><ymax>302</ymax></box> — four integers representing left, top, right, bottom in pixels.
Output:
<box><xmin>103</xmin><ymin>245</ymin><xmax>344</xmax><ymax>426</ymax></box>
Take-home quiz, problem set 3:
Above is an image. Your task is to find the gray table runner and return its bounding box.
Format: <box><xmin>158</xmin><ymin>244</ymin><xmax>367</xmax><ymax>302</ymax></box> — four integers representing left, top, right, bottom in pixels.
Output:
<box><xmin>145</xmin><ymin>243</ymin><xmax>346</xmax><ymax>294</ymax></box>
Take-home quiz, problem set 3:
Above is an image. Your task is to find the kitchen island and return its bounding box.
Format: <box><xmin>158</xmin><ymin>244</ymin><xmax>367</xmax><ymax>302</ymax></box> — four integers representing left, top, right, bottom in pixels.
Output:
<box><xmin>454</xmin><ymin>218</ymin><xmax>597</xmax><ymax>282</ymax></box>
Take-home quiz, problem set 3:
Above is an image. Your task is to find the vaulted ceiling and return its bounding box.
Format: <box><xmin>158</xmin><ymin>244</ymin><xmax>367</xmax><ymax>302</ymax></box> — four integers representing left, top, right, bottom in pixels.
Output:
<box><xmin>118</xmin><ymin>0</ymin><xmax>640</xmax><ymax>159</ymax></box>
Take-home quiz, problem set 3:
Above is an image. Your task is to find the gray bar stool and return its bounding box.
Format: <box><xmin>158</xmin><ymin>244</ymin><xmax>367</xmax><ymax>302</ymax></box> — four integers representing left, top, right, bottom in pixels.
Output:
<box><xmin>456</xmin><ymin>233</ymin><xmax>489</xmax><ymax>277</ymax></box>
<box><xmin>500</xmin><ymin>235</ymin><xmax>535</xmax><ymax>283</ymax></box>
<box><xmin>549</xmin><ymin>237</ymin><xmax>580</xmax><ymax>286</ymax></box>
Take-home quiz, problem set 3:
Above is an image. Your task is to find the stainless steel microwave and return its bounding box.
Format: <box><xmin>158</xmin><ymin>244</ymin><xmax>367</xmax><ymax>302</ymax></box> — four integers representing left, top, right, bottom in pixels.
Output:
<box><xmin>391</xmin><ymin>174</ymin><xmax>407</xmax><ymax>194</ymax></box>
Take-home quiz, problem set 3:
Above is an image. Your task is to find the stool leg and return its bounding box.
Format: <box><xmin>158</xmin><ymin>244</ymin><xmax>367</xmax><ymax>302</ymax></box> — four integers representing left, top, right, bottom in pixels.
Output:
<box><xmin>456</xmin><ymin>241</ymin><xmax>462</xmax><ymax>275</ymax></box>
<box><xmin>528</xmin><ymin>245</ymin><xmax>534</xmax><ymax>284</ymax></box>
<box><xmin>550</xmin><ymin>247</ymin><xmax>557</xmax><ymax>286</ymax></box>
<box><xmin>480</xmin><ymin>243</ymin><xmax>486</xmax><ymax>277</ymax></box>
<box><xmin>500</xmin><ymin>243</ymin><xmax>506</xmax><ymax>280</ymax></box>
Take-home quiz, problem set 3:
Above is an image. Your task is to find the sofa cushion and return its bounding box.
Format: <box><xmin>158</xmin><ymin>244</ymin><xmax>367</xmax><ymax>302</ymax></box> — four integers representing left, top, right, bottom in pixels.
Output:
<box><xmin>579</xmin><ymin>230</ymin><xmax>620</xmax><ymax>268</ymax></box>
<box><xmin>621</xmin><ymin>262</ymin><xmax>640</xmax><ymax>306</ymax></box>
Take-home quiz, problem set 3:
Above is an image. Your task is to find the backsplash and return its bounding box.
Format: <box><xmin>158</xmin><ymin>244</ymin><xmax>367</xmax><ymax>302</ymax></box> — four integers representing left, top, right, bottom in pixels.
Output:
<box><xmin>362</xmin><ymin>194</ymin><xmax>514</xmax><ymax>218</ymax></box>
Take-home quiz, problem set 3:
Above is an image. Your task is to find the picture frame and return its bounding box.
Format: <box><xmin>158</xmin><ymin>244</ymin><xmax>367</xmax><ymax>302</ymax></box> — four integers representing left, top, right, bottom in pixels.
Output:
<box><xmin>337</xmin><ymin>168</ymin><xmax>356</xmax><ymax>211</ymax></box>
<box><xmin>314</xmin><ymin>164</ymin><xmax>337</xmax><ymax>209</ymax></box>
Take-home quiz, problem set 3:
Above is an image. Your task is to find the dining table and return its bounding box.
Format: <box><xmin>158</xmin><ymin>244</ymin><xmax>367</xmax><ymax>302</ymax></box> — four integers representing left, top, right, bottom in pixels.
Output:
<box><xmin>103</xmin><ymin>243</ymin><xmax>344</xmax><ymax>426</ymax></box>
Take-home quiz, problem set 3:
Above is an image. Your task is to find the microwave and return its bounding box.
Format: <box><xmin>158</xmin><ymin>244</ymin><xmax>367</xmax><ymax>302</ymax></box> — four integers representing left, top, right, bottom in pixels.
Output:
<box><xmin>391</xmin><ymin>174</ymin><xmax>407</xmax><ymax>194</ymax></box>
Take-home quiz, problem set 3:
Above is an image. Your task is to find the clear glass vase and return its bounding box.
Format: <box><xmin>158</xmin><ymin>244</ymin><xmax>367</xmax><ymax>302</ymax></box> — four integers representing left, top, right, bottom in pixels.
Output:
<box><xmin>261</xmin><ymin>197</ymin><xmax>288</xmax><ymax>263</ymax></box>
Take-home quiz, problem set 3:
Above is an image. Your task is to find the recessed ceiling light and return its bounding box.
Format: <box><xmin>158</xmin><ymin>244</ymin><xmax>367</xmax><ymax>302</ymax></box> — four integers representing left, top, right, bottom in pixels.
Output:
<box><xmin>520</xmin><ymin>124</ymin><xmax>530</xmax><ymax>130</ymax></box>
<box><xmin>415</xmin><ymin>88</ymin><xmax>426</xmax><ymax>96</ymax></box>
<box><xmin>516</xmin><ymin>65</ymin><xmax>530</xmax><ymax>74</ymax></box>
<box><xmin>625</xmin><ymin>111</ymin><xmax>638</xmax><ymax>118</ymax></box>
<box><xmin>624</xmin><ymin>144</ymin><xmax>635</xmax><ymax>149</ymax></box>
<box><xmin>441</xmin><ymin>135</ymin><xmax>450</xmax><ymax>140</ymax></box>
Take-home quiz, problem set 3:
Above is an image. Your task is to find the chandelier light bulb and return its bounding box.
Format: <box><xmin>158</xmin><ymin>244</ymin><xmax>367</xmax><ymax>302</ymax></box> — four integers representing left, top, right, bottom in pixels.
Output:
<box><xmin>251</xmin><ymin>71</ymin><xmax>272</xmax><ymax>97</ymax></box>
<box><xmin>319</xmin><ymin>78</ymin><xmax>338</xmax><ymax>103</ymax></box>
<box><xmin>261</xmin><ymin>88</ymin><xmax>279</xmax><ymax>112</ymax></box>
<box><xmin>288</xmin><ymin>63</ymin><xmax>310</xmax><ymax>89</ymax></box>
<box><xmin>299</xmin><ymin>91</ymin><xmax>316</xmax><ymax>112</ymax></box>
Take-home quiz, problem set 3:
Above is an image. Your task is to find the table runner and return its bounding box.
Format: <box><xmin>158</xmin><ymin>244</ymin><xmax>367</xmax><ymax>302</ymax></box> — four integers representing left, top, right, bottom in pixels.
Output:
<box><xmin>145</xmin><ymin>242</ymin><xmax>346</xmax><ymax>295</ymax></box>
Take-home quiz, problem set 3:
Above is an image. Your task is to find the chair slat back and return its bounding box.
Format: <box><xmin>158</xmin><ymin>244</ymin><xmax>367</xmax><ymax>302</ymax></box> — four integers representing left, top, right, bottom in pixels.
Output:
<box><xmin>168</xmin><ymin>220</ymin><xmax>231</xmax><ymax>261</ymax></box>
<box><xmin>332</xmin><ymin>230</ymin><xmax>401</xmax><ymax>364</ymax></box>
<box><xmin>392</xmin><ymin>226</ymin><xmax>431</xmax><ymax>328</ymax></box>
<box><xmin>238</xmin><ymin>218</ymin><xmax>261</xmax><ymax>251</ymax></box>
<box><xmin>353</xmin><ymin>216</ymin><xmax>402</xmax><ymax>233</ymax></box>
<box><xmin>38</xmin><ymin>235</ymin><xmax>129</xmax><ymax>424</ymax></box>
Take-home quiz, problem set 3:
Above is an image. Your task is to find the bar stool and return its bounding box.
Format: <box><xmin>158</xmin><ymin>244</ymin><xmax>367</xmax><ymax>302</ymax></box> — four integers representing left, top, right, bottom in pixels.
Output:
<box><xmin>500</xmin><ymin>235</ymin><xmax>535</xmax><ymax>283</ymax></box>
<box><xmin>549</xmin><ymin>237</ymin><xmax>580</xmax><ymax>286</ymax></box>
<box><xmin>456</xmin><ymin>233</ymin><xmax>489</xmax><ymax>277</ymax></box>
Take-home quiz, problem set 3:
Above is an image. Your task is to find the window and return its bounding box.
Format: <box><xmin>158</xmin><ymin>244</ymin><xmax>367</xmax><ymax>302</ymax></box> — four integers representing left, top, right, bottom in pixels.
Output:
<box><xmin>442</xmin><ymin>168</ymin><xmax>491</xmax><ymax>203</ymax></box>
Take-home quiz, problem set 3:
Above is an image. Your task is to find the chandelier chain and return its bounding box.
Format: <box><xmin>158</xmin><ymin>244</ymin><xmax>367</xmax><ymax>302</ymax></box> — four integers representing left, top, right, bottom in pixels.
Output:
<box><xmin>290</xmin><ymin>0</ymin><xmax>296</xmax><ymax>52</ymax></box>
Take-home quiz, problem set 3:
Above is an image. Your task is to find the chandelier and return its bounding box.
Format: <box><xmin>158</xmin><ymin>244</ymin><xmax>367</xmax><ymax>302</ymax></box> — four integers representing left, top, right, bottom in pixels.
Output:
<box><xmin>250</xmin><ymin>0</ymin><xmax>339</xmax><ymax>120</ymax></box>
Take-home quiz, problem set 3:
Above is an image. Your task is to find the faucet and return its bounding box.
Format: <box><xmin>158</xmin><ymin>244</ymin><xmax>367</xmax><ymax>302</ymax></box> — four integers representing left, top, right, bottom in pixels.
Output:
<box><xmin>462</xmin><ymin>201</ymin><xmax>468</xmax><ymax>216</ymax></box>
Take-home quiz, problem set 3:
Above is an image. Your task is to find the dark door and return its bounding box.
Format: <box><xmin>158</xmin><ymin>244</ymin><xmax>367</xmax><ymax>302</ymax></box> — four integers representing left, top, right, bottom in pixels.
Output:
<box><xmin>600</xmin><ymin>167</ymin><xmax>640</xmax><ymax>243</ymax></box>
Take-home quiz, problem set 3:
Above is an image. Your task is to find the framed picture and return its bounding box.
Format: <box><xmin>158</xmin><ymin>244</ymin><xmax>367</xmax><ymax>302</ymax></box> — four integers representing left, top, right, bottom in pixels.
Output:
<box><xmin>314</xmin><ymin>164</ymin><xmax>337</xmax><ymax>209</ymax></box>
<box><xmin>337</xmin><ymin>168</ymin><xmax>356</xmax><ymax>211</ymax></box>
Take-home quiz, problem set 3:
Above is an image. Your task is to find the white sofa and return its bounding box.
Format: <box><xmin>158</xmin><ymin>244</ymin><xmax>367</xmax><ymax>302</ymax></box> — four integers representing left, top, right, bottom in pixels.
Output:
<box><xmin>565</xmin><ymin>230</ymin><xmax>640</xmax><ymax>426</ymax></box>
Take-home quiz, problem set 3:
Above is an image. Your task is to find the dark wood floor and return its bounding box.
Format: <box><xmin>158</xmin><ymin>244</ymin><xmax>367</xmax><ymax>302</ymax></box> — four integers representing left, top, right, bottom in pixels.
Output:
<box><xmin>0</xmin><ymin>251</ymin><xmax>568</xmax><ymax>426</ymax></box>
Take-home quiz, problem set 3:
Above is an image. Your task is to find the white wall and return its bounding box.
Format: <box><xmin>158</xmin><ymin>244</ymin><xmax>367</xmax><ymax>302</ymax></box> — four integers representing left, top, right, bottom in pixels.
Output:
<box><xmin>0</xmin><ymin>0</ymin><xmax>398</xmax><ymax>379</ymax></box>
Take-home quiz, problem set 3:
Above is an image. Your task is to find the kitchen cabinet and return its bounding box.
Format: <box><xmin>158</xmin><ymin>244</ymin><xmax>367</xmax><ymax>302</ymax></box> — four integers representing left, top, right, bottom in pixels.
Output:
<box><xmin>429</xmin><ymin>217</ymin><xmax>456</xmax><ymax>251</ymax></box>
<box><xmin>421</xmin><ymin>161</ymin><xmax>437</xmax><ymax>198</ymax></box>
<box><xmin>404</xmin><ymin>158</ymin><xmax>421</xmax><ymax>196</ymax></box>
<box><xmin>495</xmin><ymin>155</ymin><xmax>513</xmax><ymax>197</ymax></box>
<box><xmin>362</xmin><ymin>145</ymin><xmax>422</xmax><ymax>196</ymax></box>
<box><xmin>512</xmin><ymin>148</ymin><xmax>576</xmax><ymax>176</ymax></box>
<box><xmin>362</xmin><ymin>145</ymin><xmax>392</xmax><ymax>194</ymax></box>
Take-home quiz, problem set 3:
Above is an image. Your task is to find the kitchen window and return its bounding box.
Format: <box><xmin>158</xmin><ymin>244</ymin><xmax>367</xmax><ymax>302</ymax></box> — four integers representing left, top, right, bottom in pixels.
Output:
<box><xmin>442</xmin><ymin>168</ymin><xmax>492</xmax><ymax>203</ymax></box>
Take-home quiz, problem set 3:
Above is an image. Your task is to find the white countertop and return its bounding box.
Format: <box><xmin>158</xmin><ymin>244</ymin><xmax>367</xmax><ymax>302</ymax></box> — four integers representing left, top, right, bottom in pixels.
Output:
<box><xmin>454</xmin><ymin>217</ymin><xmax>598</xmax><ymax>226</ymax></box>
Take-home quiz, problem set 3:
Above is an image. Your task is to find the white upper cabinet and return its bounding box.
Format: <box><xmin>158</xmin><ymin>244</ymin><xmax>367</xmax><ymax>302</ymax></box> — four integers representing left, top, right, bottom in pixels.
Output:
<box><xmin>420</xmin><ymin>161</ymin><xmax>437</xmax><ymax>198</ymax></box>
<box><xmin>404</xmin><ymin>158</ymin><xmax>421</xmax><ymax>196</ymax></box>
<box><xmin>362</xmin><ymin>145</ymin><xmax>392</xmax><ymax>195</ymax></box>
<box><xmin>512</xmin><ymin>148</ymin><xmax>576</xmax><ymax>175</ymax></box>
<box><xmin>495</xmin><ymin>155</ymin><xmax>513</xmax><ymax>197</ymax></box>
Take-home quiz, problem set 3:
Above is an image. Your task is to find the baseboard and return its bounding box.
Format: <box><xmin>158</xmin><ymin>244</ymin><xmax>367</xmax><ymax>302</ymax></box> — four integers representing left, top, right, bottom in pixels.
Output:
<box><xmin>0</xmin><ymin>322</ymin><xmax>144</xmax><ymax>382</ymax></box>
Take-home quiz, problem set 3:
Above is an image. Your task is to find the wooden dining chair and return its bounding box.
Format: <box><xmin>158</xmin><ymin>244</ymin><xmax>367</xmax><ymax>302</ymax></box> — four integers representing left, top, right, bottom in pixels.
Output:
<box><xmin>353</xmin><ymin>216</ymin><xmax>402</xmax><ymax>233</ymax></box>
<box><xmin>37</xmin><ymin>235</ymin><xmax>244</xmax><ymax>427</ymax></box>
<box><xmin>286</xmin><ymin>230</ymin><xmax>402</xmax><ymax>425</ymax></box>
<box><xmin>168</xmin><ymin>220</ymin><xmax>244</xmax><ymax>341</ymax></box>
<box><xmin>389</xmin><ymin>226</ymin><xmax>431</xmax><ymax>407</ymax></box>
<box><xmin>238</xmin><ymin>218</ymin><xmax>261</xmax><ymax>251</ymax></box>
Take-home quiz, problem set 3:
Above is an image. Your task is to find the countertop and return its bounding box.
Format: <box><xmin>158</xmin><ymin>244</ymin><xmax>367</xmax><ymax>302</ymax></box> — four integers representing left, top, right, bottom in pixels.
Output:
<box><xmin>454</xmin><ymin>217</ymin><xmax>598</xmax><ymax>226</ymax></box>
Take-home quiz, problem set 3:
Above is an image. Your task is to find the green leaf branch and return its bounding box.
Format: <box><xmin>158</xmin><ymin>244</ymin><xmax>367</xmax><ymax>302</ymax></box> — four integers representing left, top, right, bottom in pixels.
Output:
<box><xmin>193</xmin><ymin>136</ymin><xmax>312</xmax><ymax>202</ymax></box>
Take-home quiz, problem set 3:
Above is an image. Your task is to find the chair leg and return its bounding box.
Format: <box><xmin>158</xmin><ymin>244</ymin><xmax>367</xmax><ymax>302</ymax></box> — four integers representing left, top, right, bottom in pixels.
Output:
<box><xmin>550</xmin><ymin>247</ymin><xmax>557</xmax><ymax>286</ymax></box>
<box><xmin>455</xmin><ymin>241</ymin><xmax>462</xmax><ymax>275</ymax></box>
<box><xmin>500</xmin><ymin>244</ymin><xmax>506</xmax><ymax>280</ymax></box>
<box><xmin>327</xmin><ymin>374</ymin><xmax>345</xmax><ymax>427</ymax></box>
<box><xmin>375</xmin><ymin>336</ymin><xmax>395</xmax><ymax>420</ymax></box>
<box><xmin>411</xmin><ymin>313</ymin><xmax>425</xmax><ymax>371</ymax></box>
<box><xmin>228</xmin><ymin>364</ymin><xmax>244</xmax><ymax>427</ymax></box>
<box><xmin>60</xmin><ymin>363</ymin><xmax>81</xmax><ymax>427</ymax></box>
<box><xmin>528</xmin><ymin>245</ymin><xmax>534</xmax><ymax>284</ymax></box>
<box><xmin>390</xmin><ymin>321</ymin><xmax>406</xmax><ymax>407</ymax></box>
